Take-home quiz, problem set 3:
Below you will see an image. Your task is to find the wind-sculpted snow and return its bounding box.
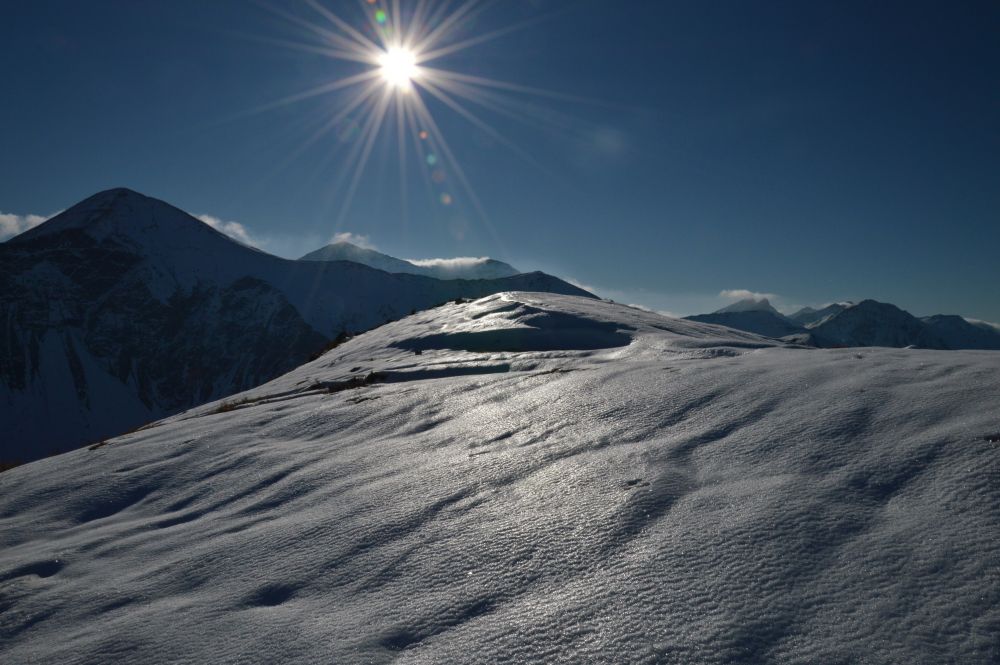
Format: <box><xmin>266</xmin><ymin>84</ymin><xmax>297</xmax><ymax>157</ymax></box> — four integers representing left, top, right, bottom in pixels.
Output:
<box><xmin>1</xmin><ymin>293</ymin><xmax>998</xmax><ymax>664</ymax></box>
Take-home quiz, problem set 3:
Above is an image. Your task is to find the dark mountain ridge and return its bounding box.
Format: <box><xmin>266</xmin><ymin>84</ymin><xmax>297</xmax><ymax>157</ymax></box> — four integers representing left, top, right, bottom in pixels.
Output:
<box><xmin>684</xmin><ymin>297</ymin><xmax>999</xmax><ymax>350</ymax></box>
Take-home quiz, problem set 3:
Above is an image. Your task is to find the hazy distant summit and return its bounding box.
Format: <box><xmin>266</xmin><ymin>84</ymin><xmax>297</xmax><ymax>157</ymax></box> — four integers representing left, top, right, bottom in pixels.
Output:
<box><xmin>300</xmin><ymin>241</ymin><xmax>520</xmax><ymax>280</ymax></box>
<box><xmin>685</xmin><ymin>297</ymin><xmax>1000</xmax><ymax>350</ymax></box>
<box><xmin>685</xmin><ymin>298</ymin><xmax>804</xmax><ymax>338</ymax></box>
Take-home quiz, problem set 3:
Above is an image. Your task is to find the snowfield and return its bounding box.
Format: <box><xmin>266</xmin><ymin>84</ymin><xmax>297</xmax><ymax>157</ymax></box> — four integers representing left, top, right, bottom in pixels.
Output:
<box><xmin>1</xmin><ymin>293</ymin><xmax>998</xmax><ymax>664</ymax></box>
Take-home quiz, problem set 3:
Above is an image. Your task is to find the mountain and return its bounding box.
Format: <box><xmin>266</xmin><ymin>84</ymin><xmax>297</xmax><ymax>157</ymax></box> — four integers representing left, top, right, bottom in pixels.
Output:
<box><xmin>716</xmin><ymin>297</ymin><xmax>782</xmax><ymax>315</ymax></box>
<box><xmin>788</xmin><ymin>302</ymin><xmax>850</xmax><ymax>327</ymax></box>
<box><xmin>0</xmin><ymin>188</ymin><xmax>590</xmax><ymax>464</ymax></box>
<box><xmin>807</xmin><ymin>300</ymin><xmax>947</xmax><ymax>349</ymax></box>
<box><xmin>685</xmin><ymin>298</ymin><xmax>805</xmax><ymax>338</ymax></box>
<box><xmin>1</xmin><ymin>293</ymin><xmax>997</xmax><ymax>663</ymax></box>
<box><xmin>689</xmin><ymin>298</ymin><xmax>1000</xmax><ymax>350</ymax></box>
<box><xmin>921</xmin><ymin>314</ymin><xmax>1000</xmax><ymax>350</ymax></box>
<box><xmin>300</xmin><ymin>241</ymin><xmax>520</xmax><ymax>280</ymax></box>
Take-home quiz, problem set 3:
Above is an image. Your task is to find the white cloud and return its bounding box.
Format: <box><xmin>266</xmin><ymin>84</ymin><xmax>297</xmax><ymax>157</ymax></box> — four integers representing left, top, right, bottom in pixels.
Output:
<box><xmin>0</xmin><ymin>211</ymin><xmax>59</xmax><ymax>241</ymax></box>
<box><xmin>407</xmin><ymin>257</ymin><xmax>492</xmax><ymax>269</ymax></box>
<box><xmin>966</xmin><ymin>318</ymin><xmax>1000</xmax><ymax>332</ymax></box>
<box><xmin>566</xmin><ymin>278</ymin><xmax>601</xmax><ymax>295</ymax></box>
<box><xmin>196</xmin><ymin>214</ymin><xmax>257</xmax><ymax>247</ymax></box>
<box><xmin>627</xmin><ymin>303</ymin><xmax>677</xmax><ymax>318</ymax></box>
<box><xmin>719</xmin><ymin>289</ymin><xmax>778</xmax><ymax>302</ymax></box>
<box><xmin>331</xmin><ymin>232</ymin><xmax>375</xmax><ymax>250</ymax></box>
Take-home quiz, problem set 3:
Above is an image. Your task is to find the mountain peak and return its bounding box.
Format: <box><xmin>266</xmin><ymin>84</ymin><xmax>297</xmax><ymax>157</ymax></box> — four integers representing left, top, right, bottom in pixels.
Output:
<box><xmin>715</xmin><ymin>297</ymin><xmax>780</xmax><ymax>315</ymax></box>
<box><xmin>9</xmin><ymin>187</ymin><xmax>240</xmax><ymax>252</ymax></box>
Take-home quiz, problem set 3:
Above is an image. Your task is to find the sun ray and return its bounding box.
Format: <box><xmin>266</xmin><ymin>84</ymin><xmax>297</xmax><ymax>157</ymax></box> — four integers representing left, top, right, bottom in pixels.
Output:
<box><xmin>255</xmin><ymin>1</ymin><xmax>375</xmax><ymax>57</ymax></box>
<box><xmin>335</xmin><ymin>89</ymin><xmax>394</xmax><ymax>224</ymax></box>
<box><xmin>302</xmin><ymin>0</ymin><xmax>383</xmax><ymax>53</ymax></box>
<box><xmin>418</xmin><ymin>67</ymin><xmax>598</xmax><ymax>105</ymax></box>
<box><xmin>416</xmin><ymin>78</ymin><xmax>543</xmax><ymax>169</ymax></box>
<box><xmin>249</xmin><ymin>0</ymin><xmax>593</xmax><ymax>246</ymax></box>
<box><xmin>229</xmin><ymin>31</ymin><xmax>375</xmax><ymax>64</ymax></box>
<box><xmin>248</xmin><ymin>70</ymin><xmax>380</xmax><ymax>116</ymax></box>
<box><xmin>275</xmin><ymin>80</ymin><xmax>384</xmax><ymax>173</ymax></box>
<box><xmin>407</xmin><ymin>90</ymin><xmax>501</xmax><ymax>245</ymax></box>
<box><xmin>405</xmin><ymin>0</ymin><xmax>433</xmax><ymax>47</ymax></box>
<box><xmin>417</xmin><ymin>11</ymin><xmax>563</xmax><ymax>62</ymax></box>
<box><xmin>413</xmin><ymin>0</ymin><xmax>494</xmax><ymax>56</ymax></box>
<box><xmin>425</xmin><ymin>75</ymin><xmax>595</xmax><ymax>138</ymax></box>
<box><xmin>402</xmin><ymin>99</ymin><xmax>438</xmax><ymax>203</ymax></box>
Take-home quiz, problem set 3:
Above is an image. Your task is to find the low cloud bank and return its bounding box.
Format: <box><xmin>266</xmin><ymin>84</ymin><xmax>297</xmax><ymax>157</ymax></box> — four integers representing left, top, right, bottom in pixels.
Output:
<box><xmin>407</xmin><ymin>257</ymin><xmax>494</xmax><ymax>269</ymax></box>
<box><xmin>0</xmin><ymin>211</ymin><xmax>59</xmax><ymax>241</ymax></box>
<box><xmin>719</xmin><ymin>288</ymin><xmax>777</xmax><ymax>302</ymax></box>
<box><xmin>196</xmin><ymin>214</ymin><xmax>256</xmax><ymax>247</ymax></box>
<box><xmin>331</xmin><ymin>232</ymin><xmax>375</xmax><ymax>250</ymax></box>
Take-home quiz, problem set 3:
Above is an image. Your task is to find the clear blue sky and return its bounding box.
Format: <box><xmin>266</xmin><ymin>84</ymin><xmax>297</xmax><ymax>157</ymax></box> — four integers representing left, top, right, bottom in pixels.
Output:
<box><xmin>2</xmin><ymin>0</ymin><xmax>998</xmax><ymax>320</ymax></box>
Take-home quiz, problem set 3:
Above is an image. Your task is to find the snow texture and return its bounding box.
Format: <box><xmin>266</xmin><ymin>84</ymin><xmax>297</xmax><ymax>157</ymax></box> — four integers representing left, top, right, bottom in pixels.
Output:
<box><xmin>1</xmin><ymin>292</ymin><xmax>998</xmax><ymax>663</ymax></box>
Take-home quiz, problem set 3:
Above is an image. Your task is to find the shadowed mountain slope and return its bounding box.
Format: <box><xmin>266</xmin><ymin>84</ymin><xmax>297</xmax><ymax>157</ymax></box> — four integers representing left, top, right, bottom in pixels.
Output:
<box><xmin>0</xmin><ymin>189</ymin><xmax>590</xmax><ymax>462</ymax></box>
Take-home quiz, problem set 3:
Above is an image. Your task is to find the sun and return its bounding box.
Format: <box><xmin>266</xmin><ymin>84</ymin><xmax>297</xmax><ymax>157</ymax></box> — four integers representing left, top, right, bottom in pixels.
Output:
<box><xmin>253</xmin><ymin>1</ymin><xmax>584</xmax><ymax>228</ymax></box>
<box><xmin>377</xmin><ymin>47</ymin><xmax>418</xmax><ymax>92</ymax></box>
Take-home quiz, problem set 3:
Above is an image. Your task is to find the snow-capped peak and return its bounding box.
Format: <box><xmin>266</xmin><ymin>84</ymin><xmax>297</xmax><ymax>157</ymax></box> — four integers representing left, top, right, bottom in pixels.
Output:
<box><xmin>10</xmin><ymin>188</ymin><xmax>243</xmax><ymax>251</ymax></box>
<box><xmin>301</xmin><ymin>241</ymin><xmax>520</xmax><ymax>280</ymax></box>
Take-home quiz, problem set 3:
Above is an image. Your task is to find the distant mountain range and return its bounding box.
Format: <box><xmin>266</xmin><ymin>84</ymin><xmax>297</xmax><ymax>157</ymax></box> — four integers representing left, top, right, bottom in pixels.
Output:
<box><xmin>0</xmin><ymin>188</ymin><xmax>590</xmax><ymax>463</ymax></box>
<box><xmin>300</xmin><ymin>242</ymin><xmax>520</xmax><ymax>280</ymax></box>
<box><xmin>686</xmin><ymin>298</ymin><xmax>1000</xmax><ymax>349</ymax></box>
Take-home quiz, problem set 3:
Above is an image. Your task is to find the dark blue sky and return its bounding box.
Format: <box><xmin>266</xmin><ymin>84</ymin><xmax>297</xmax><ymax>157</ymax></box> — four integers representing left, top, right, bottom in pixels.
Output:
<box><xmin>2</xmin><ymin>0</ymin><xmax>998</xmax><ymax>319</ymax></box>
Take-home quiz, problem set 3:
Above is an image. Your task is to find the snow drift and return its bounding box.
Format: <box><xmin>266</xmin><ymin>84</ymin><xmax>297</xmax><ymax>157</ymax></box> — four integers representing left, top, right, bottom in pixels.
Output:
<box><xmin>1</xmin><ymin>293</ymin><xmax>998</xmax><ymax>663</ymax></box>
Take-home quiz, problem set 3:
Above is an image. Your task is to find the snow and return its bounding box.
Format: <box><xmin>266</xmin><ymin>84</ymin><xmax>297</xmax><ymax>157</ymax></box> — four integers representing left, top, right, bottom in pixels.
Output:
<box><xmin>0</xmin><ymin>331</ymin><xmax>159</xmax><ymax>460</ymax></box>
<box><xmin>1</xmin><ymin>292</ymin><xmax>998</xmax><ymax>663</ymax></box>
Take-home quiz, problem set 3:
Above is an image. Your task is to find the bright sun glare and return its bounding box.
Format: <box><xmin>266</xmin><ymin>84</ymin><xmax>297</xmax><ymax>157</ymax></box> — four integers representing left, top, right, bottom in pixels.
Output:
<box><xmin>377</xmin><ymin>47</ymin><xmax>418</xmax><ymax>91</ymax></box>
<box><xmin>255</xmin><ymin>1</ymin><xmax>581</xmax><ymax>227</ymax></box>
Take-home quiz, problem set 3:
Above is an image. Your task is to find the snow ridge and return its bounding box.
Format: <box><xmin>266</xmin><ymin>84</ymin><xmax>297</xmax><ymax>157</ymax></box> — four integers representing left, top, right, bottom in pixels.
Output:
<box><xmin>0</xmin><ymin>293</ymin><xmax>997</xmax><ymax>663</ymax></box>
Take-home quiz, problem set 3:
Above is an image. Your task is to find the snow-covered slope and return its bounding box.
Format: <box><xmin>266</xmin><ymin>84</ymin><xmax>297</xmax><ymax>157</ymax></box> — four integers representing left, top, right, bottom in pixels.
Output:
<box><xmin>1</xmin><ymin>292</ymin><xmax>997</xmax><ymax>664</ymax></box>
<box><xmin>685</xmin><ymin>299</ymin><xmax>804</xmax><ymax>338</ymax></box>
<box><xmin>0</xmin><ymin>189</ymin><xmax>589</xmax><ymax>463</ymax></box>
<box><xmin>300</xmin><ymin>241</ymin><xmax>520</xmax><ymax>280</ymax></box>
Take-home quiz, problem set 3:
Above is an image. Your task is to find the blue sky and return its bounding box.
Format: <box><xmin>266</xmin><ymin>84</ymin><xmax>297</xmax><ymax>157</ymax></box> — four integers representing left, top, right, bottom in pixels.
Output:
<box><xmin>2</xmin><ymin>0</ymin><xmax>998</xmax><ymax>320</ymax></box>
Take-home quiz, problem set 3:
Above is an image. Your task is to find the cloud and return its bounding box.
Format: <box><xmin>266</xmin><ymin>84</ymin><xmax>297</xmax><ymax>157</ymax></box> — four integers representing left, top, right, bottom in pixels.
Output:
<box><xmin>331</xmin><ymin>232</ymin><xmax>375</xmax><ymax>250</ymax></box>
<box><xmin>719</xmin><ymin>289</ymin><xmax>778</xmax><ymax>302</ymax></box>
<box><xmin>627</xmin><ymin>303</ymin><xmax>677</xmax><ymax>318</ymax></box>
<box><xmin>196</xmin><ymin>214</ymin><xmax>257</xmax><ymax>247</ymax></box>
<box><xmin>566</xmin><ymin>278</ymin><xmax>602</xmax><ymax>295</ymax></box>
<box><xmin>0</xmin><ymin>211</ymin><xmax>58</xmax><ymax>241</ymax></box>
<box><xmin>407</xmin><ymin>257</ymin><xmax>492</xmax><ymax>269</ymax></box>
<box><xmin>966</xmin><ymin>318</ymin><xmax>1000</xmax><ymax>332</ymax></box>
